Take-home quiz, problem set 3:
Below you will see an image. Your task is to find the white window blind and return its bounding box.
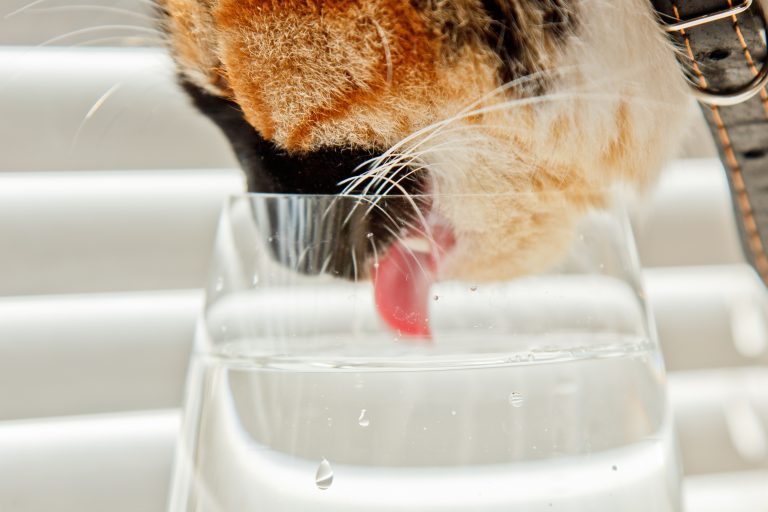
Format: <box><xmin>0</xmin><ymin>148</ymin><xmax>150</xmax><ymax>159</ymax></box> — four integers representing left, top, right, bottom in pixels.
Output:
<box><xmin>1</xmin><ymin>3</ymin><xmax>767</xmax><ymax>511</ymax></box>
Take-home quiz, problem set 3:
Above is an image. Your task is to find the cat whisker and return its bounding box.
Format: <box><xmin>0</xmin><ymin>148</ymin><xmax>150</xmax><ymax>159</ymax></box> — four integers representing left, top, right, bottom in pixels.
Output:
<box><xmin>70</xmin><ymin>82</ymin><xmax>123</xmax><ymax>150</ymax></box>
<box><xmin>350</xmin><ymin>245</ymin><xmax>359</xmax><ymax>283</ymax></box>
<box><xmin>345</xmin><ymin>195</ymin><xmax>405</xmax><ymax>236</ymax></box>
<box><xmin>3</xmin><ymin>0</ymin><xmax>47</xmax><ymax>19</ymax></box>
<box><xmin>35</xmin><ymin>24</ymin><xmax>162</xmax><ymax>48</ymax></box>
<box><xmin>72</xmin><ymin>35</ymin><xmax>166</xmax><ymax>47</ymax></box>
<box><xmin>318</xmin><ymin>252</ymin><xmax>334</xmax><ymax>276</ymax></box>
<box><xmin>368</xmin><ymin>235</ymin><xmax>380</xmax><ymax>280</ymax></box>
<box><xmin>358</xmin><ymin>72</ymin><xmax>560</xmax><ymax>175</ymax></box>
<box><xmin>374</xmin><ymin>163</ymin><xmax>432</xmax><ymax>198</ymax></box>
<box><xmin>369</xmin><ymin>86</ymin><xmax>676</xmax><ymax>184</ymax></box>
<box><xmin>358</xmin><ymin>66</ymin><xmax>581</xmax><ymax>174</ymax></box>
<box><xmin>342</xmin><ymin>123</ymin><xmax>542</xmax><ymax>198</ymax></box>
<box><xmin>393</xmin><ymin>64</ymin><xmax>673</xmax><ymax>158</ymax></box>
<box><xmin>370</xmin><ymin>19</ymin><xmax>393</xmax><ymax>86</ymax></box>
<box><xmin>12</xmin><ymin>5</ymin><xmax>158</xmax><ymax>22</ymax></box>
<box><xmin>345</xmin><ymin>194</ymin><xmax>434</xmax><ymax>257</ymax></box>
<box><xmin>4</xmin><ymin>0</ymin><xmax>160</xmax><ymax>19</ymax></box>
<box><xmin>356</xmin><ymin>175</ymin><xmax>433</xmax><ymax>247</ymax></box>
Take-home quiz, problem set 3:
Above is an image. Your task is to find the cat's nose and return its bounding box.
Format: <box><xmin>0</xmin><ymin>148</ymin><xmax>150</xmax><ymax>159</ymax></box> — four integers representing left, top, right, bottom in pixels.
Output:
<box><xmin>247</xmin><ymin>143</ymin><xmax>383</xmax><ymax>195</ymax></box>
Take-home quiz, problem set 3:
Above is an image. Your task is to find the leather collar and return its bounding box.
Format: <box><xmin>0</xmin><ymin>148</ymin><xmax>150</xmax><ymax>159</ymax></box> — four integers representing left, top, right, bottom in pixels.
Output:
<box><xmin>652</xmin><ymin>0</ymin><xmax>768</xmax><ymax>284</ymax></box>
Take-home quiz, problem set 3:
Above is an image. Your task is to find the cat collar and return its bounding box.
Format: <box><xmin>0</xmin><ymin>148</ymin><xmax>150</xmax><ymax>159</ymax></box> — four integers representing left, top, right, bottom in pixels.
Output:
<box><xmin>653</xmin><ymin>0</ymin><xmax>768</xmax><ymax>286</ymax></box>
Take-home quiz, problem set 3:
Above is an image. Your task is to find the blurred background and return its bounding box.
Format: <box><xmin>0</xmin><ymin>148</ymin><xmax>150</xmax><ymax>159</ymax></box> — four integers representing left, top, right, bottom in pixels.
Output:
<box><xmin>0</xmin><ymin>1</ymin><xmax>767</xmax><ymax>511</ymax></box>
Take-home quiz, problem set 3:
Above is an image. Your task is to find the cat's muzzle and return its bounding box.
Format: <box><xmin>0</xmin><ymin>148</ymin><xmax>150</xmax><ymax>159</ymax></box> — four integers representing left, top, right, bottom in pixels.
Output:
<box><xmin>257</xmin><ymin>194</ymin><xmax>425</xmax><ymax>280</ymax></box>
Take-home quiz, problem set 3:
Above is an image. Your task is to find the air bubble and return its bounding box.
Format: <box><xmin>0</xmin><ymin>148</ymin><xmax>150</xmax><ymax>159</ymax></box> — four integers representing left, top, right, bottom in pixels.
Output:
<box><xmin>433</xmin><ymin>295</ymin><xmax>439</xmax><ymax>301</ymax></box>
<box><xmin>469</xmin><ymin>285</ymin><xmax>478</xmax><ymax>292</ymax></box>
<box><xmin>612</xmin><ymin>465</ymin><xmax>618</xmax><ymax>471</ymax></box>
<box><xmin>252</xmin><ymin>274</ymin><xmax>259</xmax><ymax>285</ymax></box>
<box><xmin>315</xmin><ymin>459</ymin><xmax>334</xmax><ymax>490</ymax></box>
<box><xmin>366</xmin><ymin>232</ymin><xmax>374</xmax><ymax>239</ymax></box>
<box><xmin>214</xmin><ymin>277</ymin><xmax>224</xmax><ymax>292</ymax></box>
<box><xmin>508</xmin><ymin>391</ymin><xmax>524</xmax><ymax>408</ymax></box>
<box><xmin>358</xmin><ymin>409</ymin><xmax>370</xmax><ymax>427</ymax></box>
<box><xmin>451</xmin><ymin>410</ymin><xmax>457</xmax><ymax>416</ymax></box>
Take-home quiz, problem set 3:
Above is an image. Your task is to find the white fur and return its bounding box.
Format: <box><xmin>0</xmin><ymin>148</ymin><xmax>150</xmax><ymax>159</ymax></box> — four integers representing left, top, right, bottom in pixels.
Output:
<box><xmin>357</xmin><ymin>0</ymin><xmax>692</xmax><ymax>280</ymax></box>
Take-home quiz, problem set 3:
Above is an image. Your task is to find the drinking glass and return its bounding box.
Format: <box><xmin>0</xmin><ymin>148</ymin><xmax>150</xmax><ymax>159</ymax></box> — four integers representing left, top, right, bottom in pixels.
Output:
<box><xmin>168</xmin><ymin>192</ymin><xmax>682</xmax><ymax>511</ymax></box>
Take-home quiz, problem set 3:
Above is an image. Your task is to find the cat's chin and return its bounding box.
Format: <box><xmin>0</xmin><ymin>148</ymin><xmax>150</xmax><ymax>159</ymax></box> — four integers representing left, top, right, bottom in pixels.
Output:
<box><xmin>436</xmin><ymin>220</ymin><xmax>576</xmax><ymax>283</ymax></box>
<box><xmin>423</xmin><ymin>183</ymin><xmax>604</xmax><ymax>283</ymax></box>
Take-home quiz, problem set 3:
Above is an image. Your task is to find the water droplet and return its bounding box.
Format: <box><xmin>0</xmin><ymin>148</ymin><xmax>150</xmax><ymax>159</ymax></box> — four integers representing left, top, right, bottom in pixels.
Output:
<box><xmin>214</xmin><ymin>277</ymin><xmax>224</xmax><ymax>292</ymax></box>
<box><xmin>612</xmin><ymin>465</ymin><xmax>618</xmax><ymax>471</ymax></box>
<box><xmin>358</xmin><ymin>409</ymin><xmax>370</xmax><ymax>427</ymax></box>
<box><xmin>372</xmin><ymin>262</ymin><xmax>380</xmax><ymax>269</ymax></box>
<box><xmin>252</xmin><ymin>274</ymin><xmax>259</xmax><ymax>285</ymax></box>
<box><xmin>469</xmin><ymin>285</ymin><xmax>478</xmax><ymax>292</ymax></box>
<box><xmin>433</xmin><ymin>295</ymin><xmax>439</xmax><ymax>301</ymax></box>
<box><xmin>508</xmin><ymin>391</ymin><xmax>524</xmax><ymax>408</ymax></box>
<box><xmin>366</xmin><ymin>232</ymin><xmax>374</xmax><ymax>239</ymax></box>
<box><xmin>315</xmin><ymin>459</ymin><xmax>333</xmax><ymax>490</ymax></box>
<box><xmin>451</xmin><ymin>410</ymin><xmax>457</xmax><ymax>416</ymax></box>
<box><xmin>326</xmin><ymin>417</ymin><xmax>333</xmax><ymax>427</ymax></box>
<box><xmin>267</xmin><ymin>236</ymin><xmax>274</xmax><ymax>242</ymax></box>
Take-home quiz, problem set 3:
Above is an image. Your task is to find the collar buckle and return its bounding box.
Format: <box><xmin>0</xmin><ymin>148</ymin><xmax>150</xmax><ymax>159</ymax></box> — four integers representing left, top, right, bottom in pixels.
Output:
<box><xmin>660</xmin><ymin>0</ymin><xmax>768</xmax><ymax>106</ymax></box>
<box><xmin>662</xmin><ymin>0</ymin><xmax>753</xmax><ymax>32</ymax></box>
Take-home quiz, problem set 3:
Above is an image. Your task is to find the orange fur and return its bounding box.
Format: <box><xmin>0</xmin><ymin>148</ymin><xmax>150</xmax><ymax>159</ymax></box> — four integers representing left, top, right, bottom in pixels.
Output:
<box><xmin>160</xmin><ymin>0</ymin><xmax>690</xmax><ymax>280</ymax></box>
<box><xmin>162</xmin><ymin>1</ymin><xmax>567</xmax><ymax>152</ymax></box>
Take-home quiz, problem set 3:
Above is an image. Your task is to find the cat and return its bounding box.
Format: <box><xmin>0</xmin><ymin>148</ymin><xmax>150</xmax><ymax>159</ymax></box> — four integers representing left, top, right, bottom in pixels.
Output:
<box><xmin>157</xmin><ymin>0</ymin><xmax>690</xmax><ymax>285</ymax></box>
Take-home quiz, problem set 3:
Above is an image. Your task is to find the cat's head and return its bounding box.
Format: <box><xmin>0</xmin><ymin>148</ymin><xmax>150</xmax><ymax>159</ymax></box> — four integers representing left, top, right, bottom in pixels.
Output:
<box><xmin>159</xmin><ymin>0</ymin><xmax>689</xmax><ymax>281</ymax></box>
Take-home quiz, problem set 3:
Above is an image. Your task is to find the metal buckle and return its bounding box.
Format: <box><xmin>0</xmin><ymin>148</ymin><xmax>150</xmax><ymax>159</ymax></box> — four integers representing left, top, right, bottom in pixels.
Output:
<box><xmin>662</xmin><ymin>0</ymin><xmax>768</xmax><ymax>106</ymax></box>
<box><xmin>691</xmin><ymin>65</ymin><xmax>768</xmax><ymax>106</ymax></box>
<box><xmin>663</xmin><ymin>0</ymin><xmax>753</xmax><ymax>32</ymax></box>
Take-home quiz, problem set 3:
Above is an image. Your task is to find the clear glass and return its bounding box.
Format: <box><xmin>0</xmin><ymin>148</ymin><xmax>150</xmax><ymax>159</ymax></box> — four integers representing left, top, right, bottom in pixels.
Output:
<box><xmin>168</xmin><ymin>193</ymin><xmax>682</xmax><ymax>512</ymax></box>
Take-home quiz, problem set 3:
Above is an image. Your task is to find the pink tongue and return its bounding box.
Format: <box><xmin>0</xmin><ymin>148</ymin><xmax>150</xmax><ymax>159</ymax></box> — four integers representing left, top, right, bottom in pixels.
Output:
<box><xmin>372</xmin><ymin>226</ymin><xmax>455</xmax><ymax>339</ymax></box>
<box><xmin>372</xmin><ymin>241</ymin><xmax>436</xmax><ymax>338</ymax></box>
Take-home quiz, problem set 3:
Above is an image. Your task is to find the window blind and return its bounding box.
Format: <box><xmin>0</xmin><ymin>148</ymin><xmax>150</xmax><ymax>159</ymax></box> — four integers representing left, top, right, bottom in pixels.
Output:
<box><xmin>1</xmin><ymin>6</ymin><xmax>767</xmax><ymax>510</ymax></box>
